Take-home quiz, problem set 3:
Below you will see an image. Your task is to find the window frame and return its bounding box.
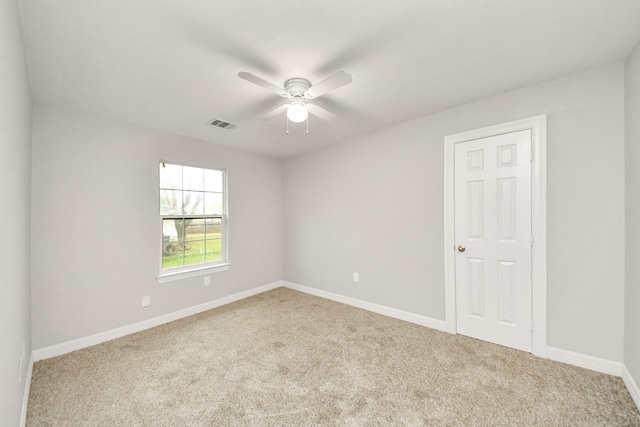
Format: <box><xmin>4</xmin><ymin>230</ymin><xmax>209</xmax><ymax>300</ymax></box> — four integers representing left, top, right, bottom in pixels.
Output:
<box><xmin>156</xmin><ymin>160</ymin><xmax>229</xmax><ymax>283</ymax></box>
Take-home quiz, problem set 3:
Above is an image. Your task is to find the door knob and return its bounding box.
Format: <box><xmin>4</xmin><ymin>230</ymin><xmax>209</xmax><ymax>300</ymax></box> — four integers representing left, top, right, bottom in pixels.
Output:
<box><xmin>457</xmin><ymin>245</ymin><xmax>466</xmax><ymax>252</ymax></box>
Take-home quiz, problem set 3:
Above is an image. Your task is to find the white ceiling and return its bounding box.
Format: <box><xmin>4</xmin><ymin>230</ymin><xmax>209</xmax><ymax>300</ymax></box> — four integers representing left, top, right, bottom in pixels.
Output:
<box><xmin>18</xmin><ymin>0</ymin><xmax>640</xmax><ymax>158</ymax></box>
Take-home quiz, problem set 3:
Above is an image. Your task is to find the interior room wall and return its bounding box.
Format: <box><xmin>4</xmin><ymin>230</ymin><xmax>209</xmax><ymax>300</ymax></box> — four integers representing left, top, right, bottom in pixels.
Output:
<box><xmin>0</xmin><ymin>0</ymin><xmax>33</xmax><ymax>423</ymax></box>
<box><xmin>283</xmin><ymin>63</ymin><xmax>626</xmax><ymax>362</ymax></box>
<box><xmin>30</xmin><ymin>106</ymin><xmax>283</xmax><ymax>350</ymax></box>
<box><xmin>625</xmin><ymin>40</ymin><xmax>640</xmax><ymax>391</ymax></box>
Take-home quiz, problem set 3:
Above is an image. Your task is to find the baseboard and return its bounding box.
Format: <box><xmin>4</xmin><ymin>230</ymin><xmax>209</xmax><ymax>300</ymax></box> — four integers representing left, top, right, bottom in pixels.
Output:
<box><xmin>546</xmin><ymin>346</ymin><xmax>623</xmax><ymax>376</ymax></box>
<box><xmin>20</xmin><ymin>352</ymin><xmax>34</xmax><ymax>427</ymax></box>
<box><xmin>33</xmin><ymin>281</ymin><xmax>283</xmax><ymax>361</ymax></box>
<box><xmin>23</xmin><ymin>279</ymin><xmax>640</xmax><ymax>414</ymax></box>
<box><xmin>283</xmin><ymin>281</ymin><xmax>448</xmax><ymax>333</ymax></box>
<box><xmin>622</xmin><ymin>365</ymin><xmax>640</xmax><ymax>411</ymax></box>
<box><xmin>289</xmin><ymin>282</ymin><xmax>637</xmax><ymax>409</ymax></box>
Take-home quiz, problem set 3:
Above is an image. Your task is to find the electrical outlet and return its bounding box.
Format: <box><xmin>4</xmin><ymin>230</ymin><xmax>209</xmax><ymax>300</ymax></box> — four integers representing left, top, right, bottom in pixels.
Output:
<box><xmin>353</xmin><ymin>272</ymin><xmax>359</xmax><ymax>283</ymax></box>
<box><xmin>141</xmin><ymin>296</ymin><xmax>151</xmax><ymax>308</ymax></box>
<box><xmin>204</xmin><ymin>276</ymin><xmax>211</xmax><ymax>286</ymax></box>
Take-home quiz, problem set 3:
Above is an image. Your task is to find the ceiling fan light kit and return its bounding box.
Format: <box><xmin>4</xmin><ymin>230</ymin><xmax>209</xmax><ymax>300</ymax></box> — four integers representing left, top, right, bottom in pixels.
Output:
<box><xmin>238</xmin><ymin>70</ymin><xmax>352</xmax><ymax>134</ymax></box>
<box><xmin>286</xmin><ymin>98</ymin><xmax>308</xmax><ymax>123</ymax></box>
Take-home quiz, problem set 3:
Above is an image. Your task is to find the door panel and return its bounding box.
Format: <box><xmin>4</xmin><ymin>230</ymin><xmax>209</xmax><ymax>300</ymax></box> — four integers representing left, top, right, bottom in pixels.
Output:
<box><xmin>454</xmin><ymin>130</ymin><xmax>532</xmax><ymax>352</ymax></box>
<box><xmin>467</xmin><ymin>257</ymin><xmax>485</xmax><ymax>317</ymax></box>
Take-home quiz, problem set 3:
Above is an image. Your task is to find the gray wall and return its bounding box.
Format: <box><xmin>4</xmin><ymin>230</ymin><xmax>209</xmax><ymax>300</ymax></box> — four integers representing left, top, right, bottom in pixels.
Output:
<box><xmin>0</xmin><ymin>0</ymin><xmax>32</xmax><ymax>423</ymax></box>
<box><xmin>31</xmin><ymin>106</ymin><xmax>282</xmax><ymax>349</ymax></box>
<box><xmin>625</xmin><ymin>40</ymin><xmax>640</xmax><ymax>390</ymax></box>
<box><xmin>283</xmin><ymin>63</ymin><xmax>626</xmax><ymax>362</ymax></box>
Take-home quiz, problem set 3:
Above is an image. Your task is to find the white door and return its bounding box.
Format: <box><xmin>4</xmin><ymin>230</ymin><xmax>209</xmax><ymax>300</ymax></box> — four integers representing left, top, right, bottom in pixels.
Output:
<box><xmin>454</xmin><ymin>130</ymin><xmax>532</xmax><ymax>352</ymax></box>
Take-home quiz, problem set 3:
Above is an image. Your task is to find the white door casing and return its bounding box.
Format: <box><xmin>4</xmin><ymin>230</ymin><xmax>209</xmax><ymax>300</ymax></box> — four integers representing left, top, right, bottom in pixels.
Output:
<box><xmin>454</xmin><ymin>131</ymin><xmax>532</xmax><ymax>352</ymax></box>
<box><xmin>444</xmin><ymin>116</ymin><xmax>547</xmax><ymax>357</ymax></box>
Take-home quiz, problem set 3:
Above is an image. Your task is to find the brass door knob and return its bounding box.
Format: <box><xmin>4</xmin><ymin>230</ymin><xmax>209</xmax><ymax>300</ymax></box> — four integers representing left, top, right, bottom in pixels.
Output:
<box><xmin>457</xmin><ymin>245</ymin><xmax>466</xmax><ymax>252</ymax></box>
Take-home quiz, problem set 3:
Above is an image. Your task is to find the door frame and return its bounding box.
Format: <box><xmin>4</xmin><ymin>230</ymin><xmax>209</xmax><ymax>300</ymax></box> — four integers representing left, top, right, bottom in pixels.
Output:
<box><xmin>443</xmin><ymin>115</ymin><xmax>547</xmax><ymax>357</ymax></box>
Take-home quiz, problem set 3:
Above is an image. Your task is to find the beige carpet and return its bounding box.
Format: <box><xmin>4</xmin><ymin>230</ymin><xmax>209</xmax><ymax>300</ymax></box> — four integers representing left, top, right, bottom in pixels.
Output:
<box><xmin>27</xmin><ymin>287</ymin><xmax>640</xmax><ymax>426</ymax></box>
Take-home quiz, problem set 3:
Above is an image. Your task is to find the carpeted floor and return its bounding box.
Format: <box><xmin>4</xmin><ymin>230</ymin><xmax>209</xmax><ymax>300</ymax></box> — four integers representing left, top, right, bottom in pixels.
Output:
<box><xmin>27</xmin><ymin>287</ymin><xmax>640</xmax><ymax>426</ymax></box>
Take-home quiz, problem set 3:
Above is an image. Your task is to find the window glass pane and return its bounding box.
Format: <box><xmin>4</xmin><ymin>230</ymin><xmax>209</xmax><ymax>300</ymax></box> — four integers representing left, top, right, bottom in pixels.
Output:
<box><xmin>185</xmin><ymin>218</ymin><xmax>206</xmax><ymax>239</ymax></box>
<box><xmin>183</xmin><ymin>239</ymin><xmax>205</xmax><ymax>266</ymax></box>
<box><xmin>162</xmin><ymin>247</ymin><xmax>184</xmax><ymax>269</ymax></box>
<box><xmin>205</xmin><ymin>218</ymin><xmax>222</xmax><ymax>239</ymax></box>
<box><xmin>204</xmin><ymin>169</ymin><xmax>223</xmax><ymax>192</ymax></box>
<box><xmin>163</xmin><ymin>218</ymin><xmax>184</xmax><ymax>242</ymax></box>
<box><xmin>204</xmin><ymin>192</ymin><xmax>223</xmax><ymax>215</ymax></box>
<box><xmin>206</xmin><ymin>239</ymin><xmax>222</xmax><ymax>262</ymax></box>
<box><xmin>183</xmin><ymin>191</ymin><xmax>204</xmax><ymax>215</ymax></box>
<box><xmin>159</xmin><ymin>163</ymin><xmax>182</xmax><ymax>190</ymax></box>
<box><xmin>162</xmin><ymin>219</ymin><xmax>184</xmax><ymax>269</ymax></box>
<box><xmin>160</xmin><ymin>189</ymin><xmax>183</xmax><ymax>215</ymax></box>
<box><xmin>183</xmin><ymin>166</ymin><xmax>204</xmax><ymax>191</ymax></box>
<box><xmin>184</xmin><ymin>219</ymin><xmax>205</xmax><ymax>267</ymax></box>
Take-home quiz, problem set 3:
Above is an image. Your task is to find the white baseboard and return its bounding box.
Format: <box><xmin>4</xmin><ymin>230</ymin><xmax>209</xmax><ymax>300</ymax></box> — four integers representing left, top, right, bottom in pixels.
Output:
<box><xmin>546</xmin><ymin>346</ymin><xmax>623</xmax><ymax>376</ymax></box>
<box><xmin>33</xmin><ymin>281</ymin><xmax>283</xmax><ymax>361</ymax></box>
<box><xmin>285</xmin><ymin>283</ymin><xmax>636</xmax><ymax>411</ymax></box>
<box><xmin>23</xmin><ymin>279</ymin><xmax>640</xmax><ymax>414</ymax></box>
<box><xmin>20</xmin><ymin>352</ymin><xmax>34</xmax><ymax>427</ymax></box>
<box><xmin>622</xmin><ymin>365</ymin><xmax>640</xmax><ymax>411</ymax></box>
<box><xmin>282</xmin><ymin>281</ymin><xmax>448</xmax><ymax>333</ymax></box>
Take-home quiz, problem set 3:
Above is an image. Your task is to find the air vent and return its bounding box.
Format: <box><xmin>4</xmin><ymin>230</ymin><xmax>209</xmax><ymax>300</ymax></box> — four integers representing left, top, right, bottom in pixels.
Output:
<box><xmin>209</xmin><ymin>119</ymin><xmax>237</xmax><ymax>130</ymax></box>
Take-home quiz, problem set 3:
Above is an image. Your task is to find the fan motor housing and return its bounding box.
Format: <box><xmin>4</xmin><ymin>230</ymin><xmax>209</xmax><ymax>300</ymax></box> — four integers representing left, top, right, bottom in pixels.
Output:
<box><xmin>284</xmin><ymin>78</ymin><xmax>311</xmax><ymax>97</ymax></box>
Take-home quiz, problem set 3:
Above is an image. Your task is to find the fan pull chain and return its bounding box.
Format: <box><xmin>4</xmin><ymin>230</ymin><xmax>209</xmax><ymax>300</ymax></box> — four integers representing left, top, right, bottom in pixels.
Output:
<box><xmin>285</xmin><ymin>113</ymin><xmax>311</xmax><ymax>134</ymax></box>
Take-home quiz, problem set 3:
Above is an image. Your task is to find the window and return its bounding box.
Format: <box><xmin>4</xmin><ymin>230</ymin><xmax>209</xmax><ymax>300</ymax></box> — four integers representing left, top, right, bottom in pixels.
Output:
<box><xmin>159</xmin><ymin>162</ymin><xmax>226</xmax><ymax>273</ymax></box>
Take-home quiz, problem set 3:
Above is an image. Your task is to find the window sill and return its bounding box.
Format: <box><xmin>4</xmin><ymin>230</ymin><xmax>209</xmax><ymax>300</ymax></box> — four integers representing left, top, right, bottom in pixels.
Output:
<box><xmin>156</xmin><ymin>263</ymin><xmax>230</xmax><ymax>284</ymax></box>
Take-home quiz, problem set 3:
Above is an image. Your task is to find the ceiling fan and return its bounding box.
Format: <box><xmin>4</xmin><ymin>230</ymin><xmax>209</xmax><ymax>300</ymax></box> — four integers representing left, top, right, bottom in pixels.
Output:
<box><xmin>238</xmin><ymin>71</ymin><xmax>352</xmax><ymax>131</ymax></box>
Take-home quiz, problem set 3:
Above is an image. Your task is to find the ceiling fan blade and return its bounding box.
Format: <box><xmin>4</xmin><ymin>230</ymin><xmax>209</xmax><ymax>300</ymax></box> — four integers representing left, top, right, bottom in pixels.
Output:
<box><xmin>307</xmin><ymin>103</ymin><xmax>336</xmax><ymax>122</ymax></box>
<box><xmin>238</xmin><ymin>72</ymin><xmax>287</xmax><ymax>96</ymax></box>
<box><xmin>260</xmin><ymin>103</ymin><xmax>289</xmax><ymax>121</ymax></box>
<box><xmin>306</xmin><ymin>71</ymin><xmax>352</xmax><ymax>98</ymax></box>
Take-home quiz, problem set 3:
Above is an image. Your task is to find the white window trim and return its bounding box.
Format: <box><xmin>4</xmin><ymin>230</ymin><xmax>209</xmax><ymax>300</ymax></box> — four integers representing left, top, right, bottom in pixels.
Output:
<box><xmin>157</xmin><ymin>160</ymin><xmax>229</xmax><ymax>282</ymax></box>
<box><xmin>156</xmin><ymin>262</ymin><xmax>230</xmax><ymax>284</ymax></box>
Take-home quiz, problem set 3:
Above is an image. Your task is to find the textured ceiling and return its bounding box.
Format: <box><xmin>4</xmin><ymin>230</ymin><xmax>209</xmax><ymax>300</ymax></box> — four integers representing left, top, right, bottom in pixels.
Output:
<box><xmin>18</xmin><ymin>0</ymin><xmax>640</xmax><ymax>158</ymax></box>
